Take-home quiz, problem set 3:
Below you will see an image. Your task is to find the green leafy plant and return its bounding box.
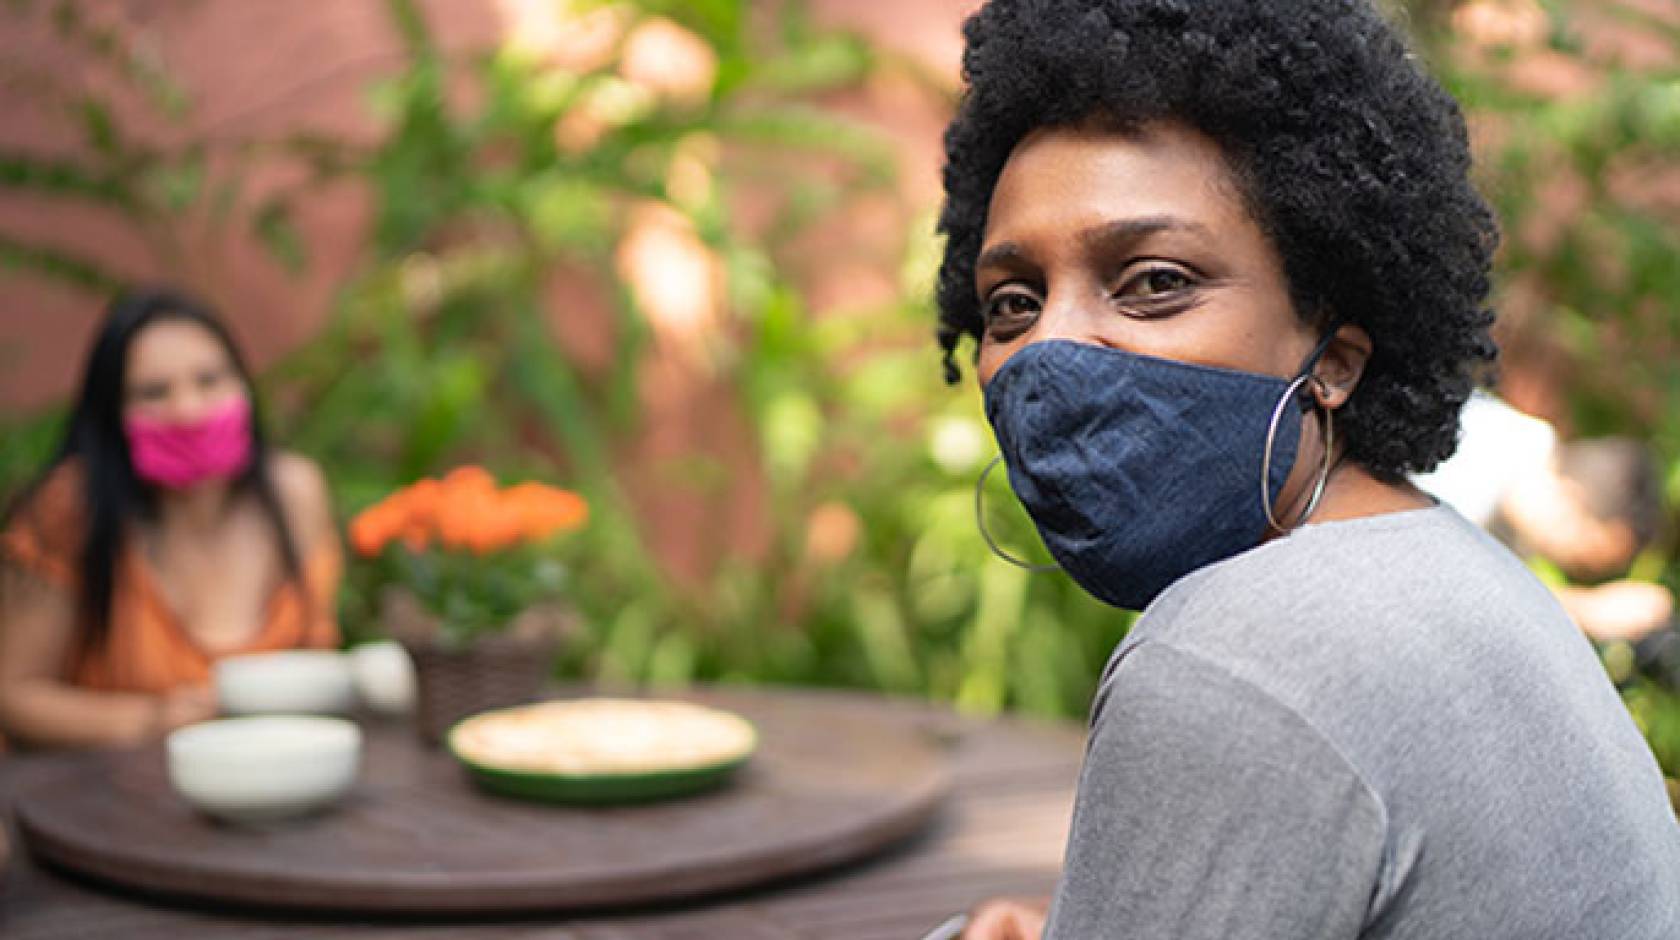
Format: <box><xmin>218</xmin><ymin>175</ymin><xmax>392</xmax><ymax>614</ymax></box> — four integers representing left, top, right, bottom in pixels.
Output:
<box><xmin>1403</xmin><ymin>0</ymin><xmax>1680</xmax><ymax>779</ymax></box>
<box><xmin>347</xmin><ymin>466</ymin><xmax>585</xmax><ymax>646</ymax></box>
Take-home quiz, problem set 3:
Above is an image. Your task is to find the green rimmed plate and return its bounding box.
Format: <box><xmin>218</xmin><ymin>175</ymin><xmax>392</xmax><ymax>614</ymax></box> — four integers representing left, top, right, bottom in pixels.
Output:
<box><xmin>447</xmin><ymin>698</ymin><xmax>758</xmax><ymax>805</ymax></box>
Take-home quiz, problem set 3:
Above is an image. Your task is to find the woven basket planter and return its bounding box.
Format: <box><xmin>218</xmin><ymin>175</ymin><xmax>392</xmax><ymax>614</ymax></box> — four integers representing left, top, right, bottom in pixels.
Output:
<box><xmin>383</xmin><ymin>589</ymin><xmax>568</xmax><ymax>744</ymax></box>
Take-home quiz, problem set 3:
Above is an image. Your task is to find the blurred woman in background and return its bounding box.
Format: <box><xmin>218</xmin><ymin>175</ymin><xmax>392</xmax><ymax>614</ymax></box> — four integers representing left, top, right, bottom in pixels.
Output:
<box><xmin>1416</xmin><ymin>394</ymin><xmax>1675</xmax><ymax>647</ymax></box>
<box><xmin>0</xmin><ymin>288</ymin><xmax>339</xmax><ymax>748</ymax></box>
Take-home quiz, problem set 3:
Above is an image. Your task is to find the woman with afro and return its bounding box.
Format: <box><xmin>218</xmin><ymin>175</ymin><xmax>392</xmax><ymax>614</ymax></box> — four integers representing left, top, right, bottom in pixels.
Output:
<box><xmin>938</xmin><ymin>0</ymin><xmax>1680</xmax><ymax>937</ymax></box>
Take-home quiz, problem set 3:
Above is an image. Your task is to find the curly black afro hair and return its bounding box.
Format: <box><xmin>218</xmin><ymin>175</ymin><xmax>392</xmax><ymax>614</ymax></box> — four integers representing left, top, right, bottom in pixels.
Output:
<box><xmin>936</xmin><ymin>0</ymin><xmax>1499</xmax><ymax>479</ymax></box>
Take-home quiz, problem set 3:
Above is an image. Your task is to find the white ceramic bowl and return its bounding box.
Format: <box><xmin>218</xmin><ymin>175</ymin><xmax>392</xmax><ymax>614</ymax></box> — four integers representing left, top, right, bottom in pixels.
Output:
<box><xmin>167</xmin><ymin>716</ymin><xmax>362</xmax><ymax>824</ymax></box>
<box><xmin>348</xmin><ymin>640</ymin><xmax>417</xmax><ymax>715</ymax></box>
<box><xmin>213</xmin><ymin>650</ymin><xmax>355</xmax><ymax>716</ymax></box>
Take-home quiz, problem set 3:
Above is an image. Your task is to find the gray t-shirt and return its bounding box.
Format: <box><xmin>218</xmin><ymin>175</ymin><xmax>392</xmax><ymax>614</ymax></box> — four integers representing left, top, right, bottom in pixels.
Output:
<box><xmin>1045</xmin><ymin>504</ymin><xmax>1680</xmax><ymax>939</ymax></box>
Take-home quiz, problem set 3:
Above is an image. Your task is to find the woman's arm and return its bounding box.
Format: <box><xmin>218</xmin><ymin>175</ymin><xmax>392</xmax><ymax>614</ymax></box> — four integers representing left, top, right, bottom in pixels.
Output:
<box><xmin>1042</xmin><ymin>642</ymin><xmax>1384</xmax><ymax>939</ymax></box>
<box><xmin>0</xmin><ymin>564</ymin><xmax>212</xmax><ymax>748</ymax></box>
<box><xmin>273</xmin><ymin>453</ymin><xmax>342</xmax><ymax>645</ymax></box>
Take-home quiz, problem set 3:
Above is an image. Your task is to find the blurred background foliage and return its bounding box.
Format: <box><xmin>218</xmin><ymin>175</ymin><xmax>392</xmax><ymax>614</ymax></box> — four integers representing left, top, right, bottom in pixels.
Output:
<box><xmin>1404</xmin><ymin>0</ymin><xmax>1680</xmax><ymax>777</ymax></box>
<box><xmin>0</xmin><ymin>0</ymin><xmax>1126</xmax><ymax>720</ymax></box>
<box><xmin>1</xmin><ymin>0</ymin><xmax>1678</xmax><ymax>770</ymax></box>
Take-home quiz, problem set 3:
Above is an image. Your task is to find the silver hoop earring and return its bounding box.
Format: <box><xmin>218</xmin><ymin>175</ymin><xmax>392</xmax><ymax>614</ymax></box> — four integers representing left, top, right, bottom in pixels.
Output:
<box><xmin>1260</xmin><ymin>375</ymin><xmax>1334</xmax><ymax>533</ymax></box>
<box><xmin>975</xmin><ymin>455</ymin><xmax>1060</xmax><ymax>572</ymax></box>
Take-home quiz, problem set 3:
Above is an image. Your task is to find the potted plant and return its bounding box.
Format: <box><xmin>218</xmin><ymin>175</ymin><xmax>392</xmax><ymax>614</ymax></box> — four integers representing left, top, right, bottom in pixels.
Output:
<box><xmin>349</xmin><ymin>466</ymin><xmax>587</xmax><ymax>742</ymax></box>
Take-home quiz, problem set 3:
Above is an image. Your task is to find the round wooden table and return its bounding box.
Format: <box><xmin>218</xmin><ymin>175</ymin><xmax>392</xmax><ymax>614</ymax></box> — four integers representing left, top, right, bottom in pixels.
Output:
<box><xmin>16</xmin><ymin>687</ymin><xmax>950</xmax><ymax>913</ymax></box>
<box><xmin>0</xmin><ymin>686</ymin><xmax>1085</xmax><ymax>939</ymax></box>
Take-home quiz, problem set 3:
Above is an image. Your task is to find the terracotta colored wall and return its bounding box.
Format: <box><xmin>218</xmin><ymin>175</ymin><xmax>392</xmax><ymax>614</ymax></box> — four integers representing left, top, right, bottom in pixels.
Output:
<box><xmin>0</xmin><ymin>1</ymin><xmax>489</xmax><ymax>412</ymax></box>
<box><xmin>0</xmin><ymin>0</ymin><xmax>974</xmax><ymax>415</ymax></box>
<box><xmin>0</xmin><ymin>0</ymin><xmax>975</xmax><ymax>586</ymax></box>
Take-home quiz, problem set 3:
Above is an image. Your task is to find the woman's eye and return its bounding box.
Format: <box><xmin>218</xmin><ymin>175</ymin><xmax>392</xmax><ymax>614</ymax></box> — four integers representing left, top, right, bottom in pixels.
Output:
<box><xmin>982</xmin><ymin>290</ymin><xmax>1040</xmax><ymax>331</ymax></box>
<box><xmin>1117</xmin><ymin>266</ymin><xmax>1195</xmax><ymax>300</ymax></box>
<box><xmin>129</xmin><ymin>383</ymin><xmax>169</xmax><ymax>403</ymax></box>
<box><xmin>197</xmin><ymin>369</ymin><xmax>229</xmax><ymax>389</ymax></box>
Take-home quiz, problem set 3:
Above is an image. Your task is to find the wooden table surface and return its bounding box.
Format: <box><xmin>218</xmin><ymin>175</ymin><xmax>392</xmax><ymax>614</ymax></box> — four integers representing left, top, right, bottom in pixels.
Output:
<box><xmin>0</xmin><ymin>687</ymin><xmax>1085</xmax><ymax>939</ymax></box>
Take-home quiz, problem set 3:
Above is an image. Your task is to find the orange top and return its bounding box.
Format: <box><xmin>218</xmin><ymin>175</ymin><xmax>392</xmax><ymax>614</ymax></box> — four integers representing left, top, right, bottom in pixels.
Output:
<box><xmin>0</xmin><ymin>462</ymin><xmax>341</xmax><ymax>694</ymax></box>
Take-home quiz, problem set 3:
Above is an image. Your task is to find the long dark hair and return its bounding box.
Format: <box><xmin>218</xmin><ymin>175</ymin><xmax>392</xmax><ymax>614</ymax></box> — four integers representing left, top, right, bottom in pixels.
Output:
<box><xmin>5</xmin><ymin>287</ymin><xmax>304</xmax><ymax>651</ymax></box>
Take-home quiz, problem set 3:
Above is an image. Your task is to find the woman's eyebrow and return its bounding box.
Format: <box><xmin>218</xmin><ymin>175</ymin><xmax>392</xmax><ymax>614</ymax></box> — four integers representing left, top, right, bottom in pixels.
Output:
<box><xmin>977</xmin><ymin>215</ymin><xmax>1212</xmax><ymax>274</ymax></box>
<box><xmin>975</xmin><ymin>241</ymin><xmax>1031</xmax><ymax>274</ymax></box>
<box><xmin>1080</xmin><ymin>215</ymin><xmax>1211</xmax><ymax>253</ymax></box>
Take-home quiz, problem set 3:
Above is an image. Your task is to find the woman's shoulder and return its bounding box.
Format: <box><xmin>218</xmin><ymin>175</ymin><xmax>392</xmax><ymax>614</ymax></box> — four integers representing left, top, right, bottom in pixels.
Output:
<box><xmin>1141</xmin><ymin>502</ymin><xmax>1566</xmax><ymax>678</ymax></box>
<box><xmin>5</xmin><ymin>458</ymin><xmax>86</xmax><ymax>533</ymax></box>
<box><xmin>1212</xmin><ymin>504</ymin><xmax>1474</xmax><ymax>595</ymax></box>
<box><xmin>269</xmin><ymin>452</ymin><xmax>327</xmax><ymax>501</ymax></box>
<box><xmin>1136</xmin><ymin>505</ymin><xmax>1494</xmax><ymax>644</ymax></box>
<box><xmin>1</xmin><ymin>458</ymin><xmax>88</xmax><ymax>586</ymax></box>
<box><xmin>265</xmin><ymin>453</ymin><xmax>333</xmax><ymax>553</ymax></box>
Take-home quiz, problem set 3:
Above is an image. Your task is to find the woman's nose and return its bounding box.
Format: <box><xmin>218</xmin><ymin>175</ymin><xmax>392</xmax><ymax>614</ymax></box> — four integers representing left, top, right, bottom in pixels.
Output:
<box><xmin>159</xmin><ymin>387</ymin><xmax>216</xmax><ymax>425</ymax></box>
<box><xmin>1032</xmin><ymin>289</ymin><xmax>1119</xmax><ymax>349</ymax></box>
<box><xmin>978</xmin><ymin>284</ymin><xmax>1125</xmax><ymax>386</ymax></box>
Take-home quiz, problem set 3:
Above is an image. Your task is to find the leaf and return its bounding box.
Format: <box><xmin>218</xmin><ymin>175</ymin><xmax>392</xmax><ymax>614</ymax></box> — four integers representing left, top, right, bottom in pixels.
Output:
<box><xmin>48</xmin><ymin>0</ymin><xmax>75</xmax><ymax>37</ymax></box>
<box><xmin>397</xmin><ymin>352</ymin><xmax>489</xmax><ymax>477</ymax></box>
<box><xmin>207</xmin><ymin>176</ymin><xmax>243</xmax><ymax>227</ymax></box>
<box><xmin>646</xmin><ymin>630</ymin><xmax>698</xmax><ymax>686</ymax></box>
<box><xmin>384</xmin><ymin>0</ymin><xmax>437</xmax><ymax>62</ymax></box>
<box><xmin>78</xmin><ymin>98</ymin><xmax>120</xmax><ymax>157</ymax></box>
<box><xmin>522</xmin><ymin>175</ymin><xmax>611</xmax><ymax>253</ymax></box>
<box><xmin>714</xmin><ymin>107</ymin><xmax>897</xmax><ymax>184</ymax></box>
<box><xmin>144</xmin><ymin>152</ymin><xmax>204</xmax><ymax>212</ymax></box>
<box><xmin>0</xmin><ymin>152</ymin><xmax>130</xmax><ymax>205</ymax></box>
<box><xmin>0</xmin><ymin>406</ymin><xmax>66</xmax><ymax>504</ymax></box>
<box><xmin>636</xmin><ymin>0</ymin><xmax>743</xmax><ymax>55</ymax></box>
<box><xmin>956</xmin><ymin>558</ymin><xmax>1029</xmax><ymax>715</ymax></box>
<box><xmin>853</xmin><ymin>582</ymin><xmax>920</xmax><ymax>692</ymax></box>
<box><xmin>281</xmin><ymin>132</ymin><xmax>362</xmax><ymax>178</ymax></box>
<box><xmin>746</xmin><ymin>35</ymin><xmax>873</xmax><ymax>95</ymax></box>
<box><xmin>50</xmin><ymin>1</ymin><xmax>189</xmax><ymax>119</ymax></box>
<box><xmin>0</xmin><ymin>232</ymin><xmax>123</xmax><ymax>291</ymax></box>
<box><xmin>760</xmin><ymin>391</ymin><xmax>822</xmax><ymax>487</ymax></box>
<box><xmin>254</xmin><ymin>198</ymin><xmax>308</xmax><ymax>273</ymax></box>
<box><xmin>505</xmin><ymin>312</ymin><xmax>609</xmax><ymax>477</ymax></box>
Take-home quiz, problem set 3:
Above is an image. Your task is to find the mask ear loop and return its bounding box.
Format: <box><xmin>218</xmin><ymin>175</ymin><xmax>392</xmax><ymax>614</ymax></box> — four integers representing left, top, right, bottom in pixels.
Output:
<box><xmin>975</xmin><ymin>454</ymin><xmax>1061</xmax><ymax>572</ymax></box>
<box><xmin>1261</xmin><ymin>375</ymin><xmax>1334</xmax><ymax>533</ymax></box>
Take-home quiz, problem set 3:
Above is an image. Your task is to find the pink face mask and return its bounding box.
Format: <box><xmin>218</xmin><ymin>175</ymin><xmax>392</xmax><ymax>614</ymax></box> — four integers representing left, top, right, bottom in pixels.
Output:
<box><xmin>124</xmin><ymin>396</ymin><xmax>254</xmax><ymax>489</ymax></box>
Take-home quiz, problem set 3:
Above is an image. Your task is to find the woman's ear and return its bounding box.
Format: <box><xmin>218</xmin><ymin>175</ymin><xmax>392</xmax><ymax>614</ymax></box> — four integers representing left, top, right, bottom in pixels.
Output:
<box><xmin>1312</xmin><ymin>323</ymin><xmax>1371</xmax><ymax>410</ymax></box>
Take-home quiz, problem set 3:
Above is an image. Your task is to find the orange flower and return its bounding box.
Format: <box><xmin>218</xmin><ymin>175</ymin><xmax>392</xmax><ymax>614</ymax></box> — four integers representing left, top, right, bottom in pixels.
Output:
<box><xmin>443</xmin><ymin>465</ymin><xmax>497</xmax><ymax>497</ymax></box>
<box><xmin>348</xmin><ymin>512</ymin><xmax>386</xmax><ymax>558</ymax></box>
<box><xmin>351</xmin><ymin>468</ymin><xmax>587</xmax><ymax>558</ymax></box>
<box><xmin>396</xmin><ymin>478</ymin><xmax>442</xmax><ymax>551</ymax></box>
<box><xmin>349</xmin><ymin>499</ymin><xmax>408</xmax><ymax>558</ymax></box>
<box><xmin>404</xmin><ymin>478</ymin><xmax>444</xmax><ymax>521</ymax></box>
<box><xmin>504</xmin><ymin>482</ymin><xmax>589</xmax><ymax>541</ymax></box>
<box><xmin>436</xmin><ymin>485</ymin><xmax>495</xmax><ymax>552</ymax></box>
<box><xmin>466</xmin><ymin>503</ymin><xmax>524</xmax><ymax>555</ymax></box>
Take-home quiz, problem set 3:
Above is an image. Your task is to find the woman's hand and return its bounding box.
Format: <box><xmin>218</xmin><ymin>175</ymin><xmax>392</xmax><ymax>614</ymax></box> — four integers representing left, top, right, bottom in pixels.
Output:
<box><xmin>153</xmin><ymin>684</ymin><xmax>219</xmax><ymax>734</ymax></box>
<box><xmin>965</xmin><ymin>896</ymin><xmax>1049</xmax><ymax>940</ymax></box>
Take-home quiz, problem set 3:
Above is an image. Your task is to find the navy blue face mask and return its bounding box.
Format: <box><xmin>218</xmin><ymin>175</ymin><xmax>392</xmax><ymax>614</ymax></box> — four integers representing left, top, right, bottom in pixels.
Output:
<box><xmin>982</xmin><ymin>338</ymin><xmax>1330</xmax><ymax>611</ymax></box>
